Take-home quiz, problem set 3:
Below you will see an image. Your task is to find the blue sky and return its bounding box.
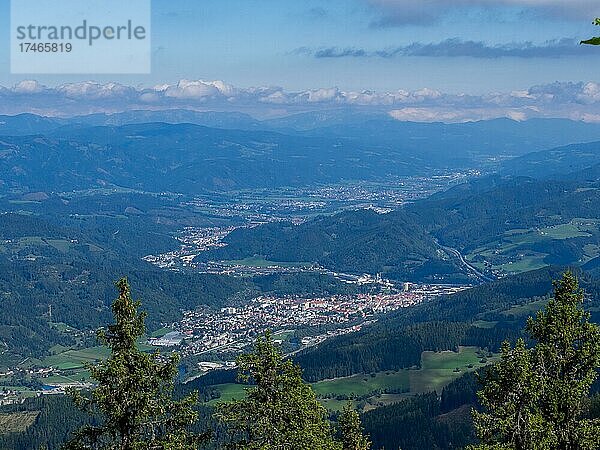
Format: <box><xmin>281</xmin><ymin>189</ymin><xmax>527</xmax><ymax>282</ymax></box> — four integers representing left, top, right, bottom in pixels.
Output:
<box><xmin>1</xmin><ymin>0</ymin><xmax>598</xmax><ymax>91</ymax></box>
<box><xmin>1</xmin><ymin>0</ymin><xmax>600</xmax><ymax>121</ymax></box>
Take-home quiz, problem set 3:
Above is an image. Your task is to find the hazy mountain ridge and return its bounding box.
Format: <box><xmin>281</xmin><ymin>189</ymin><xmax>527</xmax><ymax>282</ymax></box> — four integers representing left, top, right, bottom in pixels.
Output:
<box><xmin>2</xmin><ymin>114</ymin><xmax>600</xmax><ymax>196</ymax></box>
<box><xmin>500</xmin><ymin>140</ymin><xmax>600</xmax><ymax>178</ymax></box>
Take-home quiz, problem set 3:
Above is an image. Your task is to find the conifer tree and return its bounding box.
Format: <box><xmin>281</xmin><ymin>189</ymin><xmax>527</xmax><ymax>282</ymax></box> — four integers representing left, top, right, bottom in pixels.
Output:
<box><xmin>64</xmin><ymin>278</ymin><xmax>201</xmax><ymax>450</ymax></box>
<box><xmin>581</xmin><ymin>18</ymin><xmax>600</xmax><ymax>45</ymax></box>
<box><xmin>472</xmin><ymin>340</ymin><xmax>550</xmax><ymax>450</ymax></box>
<box><xmin>526</xmin><ymin>272</ymin><xmax>600</xmax><ymax>448</ymax></box>
<box><xmin>216</xmin><ymin>332</ymin><xmax>340</xmax><ymax>450</ymax></box>
<box><xmin>338</xmin><ymin>402</ymin><xmax>371</xmax><ymax>450</ymax></box>
<box><xmin>472</xmin><ymin>272</ymin><xmax>600</xmax><ymax>449</ymax></box>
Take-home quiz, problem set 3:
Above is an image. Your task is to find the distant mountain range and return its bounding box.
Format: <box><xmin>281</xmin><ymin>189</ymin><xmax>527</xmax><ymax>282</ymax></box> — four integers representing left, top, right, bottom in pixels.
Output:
<box><xmin>0</xmin><ymin>111</ymin><xmax>598</xmax><ymax>283</ymax></box>
<box><xmin>2</xmin><ymin>110</ymin><xmax>600</xmax><ymax>450</ymax></box>
<box><xmin>1</xmin><ymin>113</ymin><xmax>600</xmax><ymax>194</ymax></box>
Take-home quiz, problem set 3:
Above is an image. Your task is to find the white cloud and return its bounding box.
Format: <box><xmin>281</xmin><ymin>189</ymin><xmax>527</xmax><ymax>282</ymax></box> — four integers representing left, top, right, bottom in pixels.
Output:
<box><xmin>510</xmin><ymin>90</ymin><xmax>535</xmax><ymax>99</ymax></box>
<box><xmin>413</xmin><ymin>88</ymin><xmax>443</xmax><ymax>100</ymax></box>
<box><xmin>163</xmin><ymin>80</ymin><xmax>222</xmax><ymax>99</ymax></box>
<box><xmin>57</xmin><ymin>82</ymin><xmax>133</xmax><ymax>99</ymax></box>
<box><xmin>260</xmin><ymin>90</ymin><xmax>289</xmax><ymax>104</ymax></box>
<box><xmin>209</xmin><ymin>80</ymin><xmax>236</xmax><ymax>97</ymax></box>
<box><xmin>389</xmin><ymin>108</ymin><xmax>466</xmax><ymax>122</ymax></box>
<box><xmin>505</xmin><ymin>110</ymin><xmax>527</xmax><ymax>121</ymax></box>
<box><xmin>13</xmin><ymin>80</ymin><xmax>46</xmax><ymax>94</ymax></box>
<box><xmin>579</xmin><ymin>82</ymin><xmax>600</xmax><ymax>103</ymax></box>
<box><xmin>2</xmin><ymin>79</ymin><xmax>600</xmax><ymax>123</ymax></box>
<box><xmin>306</xmin><ymin>88</ymin><xmax>342</xmax><ymax>103</ymax></box>
<box><xmin>139</xmin><ymin>92</ymin><xmax>161</xmax><ymax>103</ymax></box>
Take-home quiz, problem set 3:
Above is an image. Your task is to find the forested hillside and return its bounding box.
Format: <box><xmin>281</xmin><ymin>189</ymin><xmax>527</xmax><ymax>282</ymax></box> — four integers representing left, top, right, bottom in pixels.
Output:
<box><xmin>0</xmin><ymin>208</ymin><xmax>364</xmax><ymax>357</ymax></box>
<box><xmin>195</xmin><ymin>209</ymin><xmax>459</xmax><ymax>280</ymax></box>
<box><xmin>5</xmin><ymin>268</ymin><xmax>599</xmax><ymax>450</ymax></box>
<box><xmin>294</xmin><ymin>267</ymin><xmax>571</xmax><ymax>380</ymax></box>
<box><xmin>2</xmin><ymin>116</ymin><xmax>600</xmax><ymax>195</ymax></box>
<box><xmin>1</xmin><ymin>113</ymin><xmax>600</xmax><ymax>448</ymax></box>
<box><xmin>197</xmin><ymin>168</ymin><xmax>600</xmax><ymax>281</ymax></box>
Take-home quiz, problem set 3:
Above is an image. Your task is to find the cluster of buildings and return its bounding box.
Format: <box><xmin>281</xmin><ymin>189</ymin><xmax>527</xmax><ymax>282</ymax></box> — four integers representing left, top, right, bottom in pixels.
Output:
<box><xmin>143</xmin><ymin>226</ymin><xmax>235</xmax><ymax>269</ymax></box>
<box><xmin>153</xmin><ymin>289</ymin><xmax>461</xmax><ymax>360</ymax></box>
<box><xmin>0</xmin><ymin>388</ymin><xmax>26</xmax><ymax>405</ymax></box>
<box><xmin>147</xmin><ymin>331</ymin><xmax>185</xmax><ymax>347</ymax></box>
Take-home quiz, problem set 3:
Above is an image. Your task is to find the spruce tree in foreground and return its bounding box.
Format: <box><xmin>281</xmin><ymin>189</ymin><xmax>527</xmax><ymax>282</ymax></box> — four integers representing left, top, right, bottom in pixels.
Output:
<box><xmin>471</xmin><ymin>340</ymin><xmax>550</xmax><ymax>450</ymax></box>
<box><xmin>472</xmin><ymin>272</ymin><xmax>600</xmax><ymax>449</ymax></box>
<box><xmin>64</xmin><ymin>278</ymin><xmax>201</xmax><ymax>450</ymax></box>
<box><xmin>338</xmin><ymin>402</ymin><xmax>371</xmax><ymax>450</ymax></box>
<box><xmin>216</xmin><ymin>332</ymin><xmax>341</xmax><ymax>450</ymax></box>
<box><xmin>581</xmin><ymin>18</ymin><xmax>600</xmax><ymax>45</ymax></box>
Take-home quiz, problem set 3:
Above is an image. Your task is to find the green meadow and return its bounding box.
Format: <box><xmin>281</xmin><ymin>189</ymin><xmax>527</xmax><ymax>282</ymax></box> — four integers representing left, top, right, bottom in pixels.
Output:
<box><xmin>43</xmin><ymin>347</ymin><xmax>110</xmax><ymax>371</ymax></box>
<box><xmin>466</xmin><ymin>219</ymin><xmax>600</xmax><ymax>275</ymax></box>
<box><xmin>206</xmin><ymin>347</ymin><xmax>497</xmax><ymax>412</ymax></box>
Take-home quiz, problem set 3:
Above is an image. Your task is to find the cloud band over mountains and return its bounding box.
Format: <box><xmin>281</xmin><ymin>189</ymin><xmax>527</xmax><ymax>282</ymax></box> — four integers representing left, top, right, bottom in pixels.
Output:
<box><xmin>298</xmin><ymin>38</ymin><xmax>590</xmax><ymax>59</ymax></box>
<box><xmin>5</xmin><ymin>79</ymin><xmax>600</xmax><ymax>123</ymax></box>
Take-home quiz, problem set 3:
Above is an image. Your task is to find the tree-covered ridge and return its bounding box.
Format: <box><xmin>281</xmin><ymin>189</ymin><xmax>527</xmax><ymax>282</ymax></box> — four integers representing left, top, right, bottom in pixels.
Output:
<box><xmin>0</xmin><ymin>206</ymin><xmax>366</xmax><ymax>357</ymax></box>
<box><xmin>196</xmin><ymin>162</ymin><xmax>600</xmax><ymax>281</ymax></box>
<box><xmin>195</xmin><ymin>208</ymin><xmax>450</xmax><ymax>280</ymax></box>
<box><xmin>4</xmin><ymin>116</ymin><xmax>600</xmax><ymax>196</ymax></box>
<box><xmin>3</xmin><ymin>136</ymin><xmax>600</xmax><ymax>358</ymax></box>
<box><xmin>295</xmin><ymin>267</ymin><xmax>600</xmax><ymax>380</ymax></box>
<box><xmin>3</xmin><ymin>113</ymin><xmax>600</xmax><ymax>448</ymax></box>
<box><xmin>2</xmin><ymin>271</ymin><xmax>600</xmax><ymax>449</ymax></box>
<box><xmin>499</xmin><ymin>141</ymin><xmax>600</xmax><ymax>178</ymax></box>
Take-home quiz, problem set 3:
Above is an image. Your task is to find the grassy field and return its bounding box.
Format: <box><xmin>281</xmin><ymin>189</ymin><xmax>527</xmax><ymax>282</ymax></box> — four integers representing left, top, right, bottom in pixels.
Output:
<box><xmin>501</xmin><ymin>299</ymin><xmax>548</xmax><ymax>318</ymax></box>
<box><xmin>466</xmin><ymin>219</ymin><xmax>600</xmax><ymax>275</ymax></box>
<box><xmin>272</xmin><ymin>329</ymin><xmax>296</xmax><ymax>341</ymax></box>
<box><xmin>0</xmin><ymin>386</ymin><xmax>38</xmax><ymax>399</ymax></box>
<box><xmin>46</xmin><ymin>239</ymin><xmax>73</xmax><ymax>252</ymax></box>
<box><xmin>206</xmin><ymin>383</ymin><xmax>247</xmax><ymax>405</ymax></box>
<box><xmin>421</xmin><ymin>347</ymin><xmax>488</xmax><ymax>370</ymax></box>
<box><xmin>151</xmin><ymin>327</ymin><xmax>174</xmax><ymax>338</ymax></box>
<box><xmin>205</xmin><ymin>347</ymin><xmax>497</xmax><ymax>412</ymax></box>
<box><xmin>497</xmin><ymin>256</ymin><xmax>548</xmax><ymax>273</ymax></box>
<box><xmin>0</xmin><ymin>411</ymin><xmax>39</xmax><ymax>433</ymax></box>
<box><xmin>313</xmin><ymin>371</ymin><xmax>410</xmax><ymax>398</ymax></box>
<box><xmin>507</xmin><ymin>220</ymin><xmax>597</xmax><ymax>244</ymax></box>
<box><xmin>0</xmin><ymin>236</ymin><xmax>105</xmax><ymax>259</ymax></box>
<box><xmin>43</xmin><ymin>346</ymin><xmax>110</xmax><ymax>371</ymax></box>
<box><xmin>1</xmin><ymin>338</ymin><xmax>164</xmax><ymax>391</ymax></box>
<box><xmin>410</xmin><ymin>347</ymin><xmax>496</xmax><ymax>394</ymax></box>
<box><xmin>43</xmin><ymin>370</ymin><xmax>91</xmax><ymax>385</ymax></box>
<box><xmin>320</xmin><ymin>398</ymin><xmax>358</xmax><ymax>411</ymax></box>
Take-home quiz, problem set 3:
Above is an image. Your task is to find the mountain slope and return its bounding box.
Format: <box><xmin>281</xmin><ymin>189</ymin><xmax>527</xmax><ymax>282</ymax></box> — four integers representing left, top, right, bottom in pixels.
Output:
<box><xmin>2</xmin><ymin>116</ymin><xmax>600</xmax><ymax>196</ymax></box>
<box><xmin>196</xmin><ymin>170</ymin><xmax>600</xmax><ymax>280</ymax></box>
<box><xmin>1</xmin><ymin>123</ymin><xmax>410</xmax><ymax>193</ymax></box>
<box><xmin>500</xmin><ymin>141</ymin><xmax>600</xmax><ymax>178</ymax></box>
<box><xmin>195</xmin><ymin>209</ymin><xmax>459</xmax><ymax>280</ymax></box>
